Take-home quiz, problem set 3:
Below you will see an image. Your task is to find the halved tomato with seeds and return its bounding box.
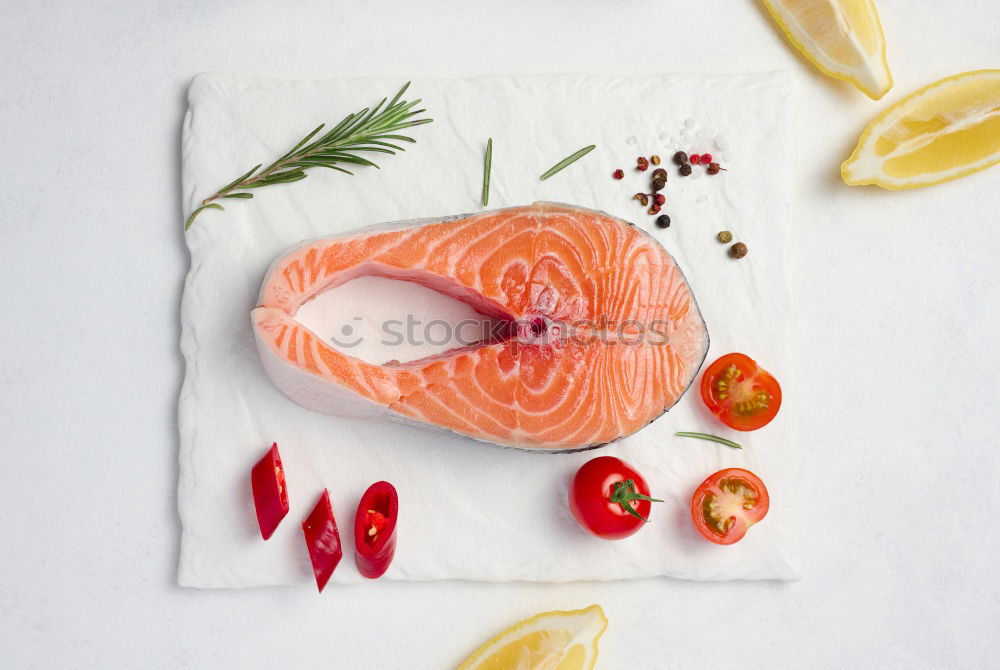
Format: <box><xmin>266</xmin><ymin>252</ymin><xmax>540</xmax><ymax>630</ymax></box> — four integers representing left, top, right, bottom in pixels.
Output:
<box><xmin>691</xmin><ymin>468</ymin><xmax>769</xmax><ymax>545</ymax></box>
<box><xmin>700</xmin><ymin>353</ymin><xmax>781</xmax><ymax>431</ymax></box>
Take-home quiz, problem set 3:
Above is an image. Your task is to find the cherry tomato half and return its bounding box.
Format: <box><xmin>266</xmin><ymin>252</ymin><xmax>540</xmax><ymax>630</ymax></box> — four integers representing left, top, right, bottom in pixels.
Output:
<box><xmin>568</xmin><ymin>456</ymin><xmax>662</xmax><ymax>540</ymax></box>
<box><xmin>700</xmin><ymin>353</ymin><xmax>782</xmax><ymax>431</ymax></box>
<box><xmin>690</xmin><ymin>468</ymin><xmax>769</xmax><ymax>545</ymax></box>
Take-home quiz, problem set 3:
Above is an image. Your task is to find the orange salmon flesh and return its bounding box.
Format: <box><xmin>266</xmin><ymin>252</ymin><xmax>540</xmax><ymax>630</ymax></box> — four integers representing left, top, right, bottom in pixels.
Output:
<box><xmin>251</xmin><ymin>203</ymin><xmax>709</xmax><ymax>450</ymax></box>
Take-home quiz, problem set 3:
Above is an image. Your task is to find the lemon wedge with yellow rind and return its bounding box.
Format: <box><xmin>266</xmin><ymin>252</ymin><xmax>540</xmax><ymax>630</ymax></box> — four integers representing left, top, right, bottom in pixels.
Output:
<box><xmin>842</xmin><ymin>69</ymin><xmax>1000</xmax><ymax>189</ymax></box>
<box><xmin>760</xmin><ymin>0</ymin><xmax>892</xmax><ymax>100</ymax></box>
<box><xmin>456</xmin><ymin>605</ymin><xmax>608</xmax><ymax>670</ymax></box>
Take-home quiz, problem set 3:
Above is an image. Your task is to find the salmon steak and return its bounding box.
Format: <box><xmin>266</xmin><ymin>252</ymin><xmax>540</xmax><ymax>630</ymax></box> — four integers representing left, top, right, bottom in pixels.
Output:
<box><xmin>251</xmin><ymin>202</ymin><xmax>709</xmax><ymax>450</ymax></box>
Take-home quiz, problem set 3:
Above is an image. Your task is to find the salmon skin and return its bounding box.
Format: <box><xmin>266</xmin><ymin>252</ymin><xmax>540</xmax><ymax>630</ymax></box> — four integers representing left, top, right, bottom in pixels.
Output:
<box><xmin>252</xmin><ymin>202</ymin><xmax>709</xmax><ymax>451</ymax></box>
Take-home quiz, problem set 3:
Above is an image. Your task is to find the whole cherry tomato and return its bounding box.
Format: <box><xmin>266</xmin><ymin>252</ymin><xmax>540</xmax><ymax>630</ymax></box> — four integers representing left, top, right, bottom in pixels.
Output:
<box><xmin>700</xmin><ymin>353</ymin><xmax>782</xmax><ymax>431</ymax></box>
<box><xmin>569</xmin><ymin>456</ymin><xmax>662</xmax><ymax>540</ymax></box>
<box><xmin>691</xmin><ymin>468</ymin><xmax>769</xmax><ymax>545</ymax></box>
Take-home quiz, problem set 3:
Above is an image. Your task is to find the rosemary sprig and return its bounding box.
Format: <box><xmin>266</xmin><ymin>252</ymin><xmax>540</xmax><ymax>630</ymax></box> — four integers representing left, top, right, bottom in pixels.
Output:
<box><xmin>675</xmin><ymin>432</ymin><xmax>743</xmax><ymax>449</ymax></box>
<box><xmin>540</xmin><ymin>144</ymin><xmax>596</xmax><ymax>180</ymax></box>
<box><xmin>482</xmin><ymin>137</ymin><xmax>493</xmax><ymax>207</ymax></box>
<box><xmin>185</xmin><ymin>82</ymin><xmax>432</xmax><ymax>230</ymax></box>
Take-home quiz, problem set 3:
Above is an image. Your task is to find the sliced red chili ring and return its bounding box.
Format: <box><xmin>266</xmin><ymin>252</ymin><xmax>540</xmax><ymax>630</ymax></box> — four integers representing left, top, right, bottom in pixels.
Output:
<box><xmin>250</xmin><ymin>442</ymin><xmax>289</xmax><ymax>540</ymax></box>
<box><xmin>354</xmin><ymin>481</ymin><xmax>398</xmax><ymax>579</ymax></box>
<box><xmin>302</xmin><ymin>489</ymin><xmax>343</xmax><ymax>592</ymax></box>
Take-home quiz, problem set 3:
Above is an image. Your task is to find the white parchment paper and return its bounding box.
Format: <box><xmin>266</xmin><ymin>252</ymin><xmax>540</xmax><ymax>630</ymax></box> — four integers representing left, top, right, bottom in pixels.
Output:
<box><xmin>179</xmin><ymin>73</ymin><xmax>800</xmax><ymax>587</ymax></box>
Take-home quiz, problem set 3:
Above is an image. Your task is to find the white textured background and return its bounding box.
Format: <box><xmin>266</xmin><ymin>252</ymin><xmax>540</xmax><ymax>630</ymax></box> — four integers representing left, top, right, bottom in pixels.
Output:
<box><xmin>1</xmin><ymin>1</ymin><xmax>998</xmax><ymax>668</ymax></box>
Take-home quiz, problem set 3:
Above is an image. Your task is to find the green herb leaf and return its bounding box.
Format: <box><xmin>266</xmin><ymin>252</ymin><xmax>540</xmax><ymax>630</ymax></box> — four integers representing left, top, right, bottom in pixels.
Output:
<box><xmin>263</xmin><ymin>125</ymin><xmax>325</xmax><ymax>171</ymax></box>
<box><xmin>675</xmin><ymin>432</ymin><xmax>743</xmax><ymax>449</ymax></box>
<box><xmin>184</xmin><ymin>203</ymin><xmax>225</xmax><ymax>231</ymax></box>
<box><xmin>185</xmin><ymin>82</ymin><xmax>432</xmax><ymax>230</ymax></box>
<box><xmin>482</xmin><ymin>137</ymin><xmax>492</xmax><ymax>207</ymax></box>
<box><xmin>215</xmin><ymin>164</ymin><xmax>262</xmax><ymax>195</ymax></box>
<box><xmin>540</xmin><ymin>144</ymin><xmax>596</xmax><ymax>180</ymax></box>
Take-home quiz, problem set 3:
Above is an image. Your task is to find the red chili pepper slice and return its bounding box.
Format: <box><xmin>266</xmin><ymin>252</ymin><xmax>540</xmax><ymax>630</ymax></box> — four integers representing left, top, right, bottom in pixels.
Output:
<box><xmin>353</xmin><ymin>481</ymin><xmax>398</xmax><ymax>579</ymax></box>
<box><xmin>250</xmin><ymin>443</ymin><xmax>289</xmax><ymax>540</ymax></box>
<box><xmin>302</xmin><ymin>489</ymin><xmax>343</xmax><ymax>592</ymax></box>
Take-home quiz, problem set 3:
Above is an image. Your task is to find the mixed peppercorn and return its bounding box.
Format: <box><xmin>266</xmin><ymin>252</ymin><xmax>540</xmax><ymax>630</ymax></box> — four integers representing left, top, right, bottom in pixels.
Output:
<box><xmin>716</xmin><ymin>231</ymin><xmax>748</xmax><ymax>258</ymax></box>
<box><xmin>674</xmin><ymin>151</ymin><xmax>726</xmax><ymax>177</ymax></box>
<box><xmin>611</xmin><ymin>144</ymin><xmax>746</xmax><ymax>259</ymax></box>
<box><xmin>729</xmin><ymin>242</ymin><xmax>748</xmax><ymax>259</ymax></box>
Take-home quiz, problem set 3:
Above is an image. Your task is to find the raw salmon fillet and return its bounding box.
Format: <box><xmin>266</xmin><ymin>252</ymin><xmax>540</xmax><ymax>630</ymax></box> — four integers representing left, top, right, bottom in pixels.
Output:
<box><xmin>251</xmin><ymin>203</ymin><xmax>709</xmax><ymax>450</ymax></box>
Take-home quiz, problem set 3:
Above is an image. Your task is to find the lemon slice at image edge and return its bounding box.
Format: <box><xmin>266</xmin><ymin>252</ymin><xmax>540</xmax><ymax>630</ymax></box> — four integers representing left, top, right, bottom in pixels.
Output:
<box><xmin>842</xmin><ymin>69</ymin><xmax>1000</xmax><ymax>189</ymax></box>
<box><xmin>760</xmin><ymin>0</ymin><xmax>892</xmax><ymax>100</ymax></box>
<box><xmin>456</xmin><ymin>604</ymin><xmax>608</xmax><ymax>670</ymax></box>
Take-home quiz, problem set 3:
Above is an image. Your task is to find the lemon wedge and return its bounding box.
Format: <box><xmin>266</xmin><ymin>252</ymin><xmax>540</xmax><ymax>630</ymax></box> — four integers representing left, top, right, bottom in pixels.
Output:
<box><xmin>456</xmin><ymin>605</ymin><xmax>608</xmax><ymax>670</ymax></box>
<box><xmin>760</xmin><ymin>0</ymin><xmax>892</xmax><ymax>99</ymax></box>
<box><xmin>842</xmin><ymin>70</ymin><xmax>1000</xmax><ymax>189</ymax></box>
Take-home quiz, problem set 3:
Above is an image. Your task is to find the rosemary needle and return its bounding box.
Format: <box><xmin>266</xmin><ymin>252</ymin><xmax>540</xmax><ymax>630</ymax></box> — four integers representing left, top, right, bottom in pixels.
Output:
<box><xmin>675</xmin><ymin>432</ymin><xmax>743</xmax><ymax>449</ymax></box>
<box><xmin>540</xmin><ymin>144</ymin><xmax>596</xmax><ymax>180</ymax></box>
<box><xmin>482</xmin><ymin>137</ymin><xmax>492</xmax><ymax>207</ymax></box>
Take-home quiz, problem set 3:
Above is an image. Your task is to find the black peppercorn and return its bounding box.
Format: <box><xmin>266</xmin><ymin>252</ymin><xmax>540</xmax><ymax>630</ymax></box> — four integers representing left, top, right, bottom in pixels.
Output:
<box><xmin>730</xmin><ymin>242</ymin><xmax>748</xmax><ymax>259</ymax></box>
<box><xmin>679</xmin><ymin>164</ymin><xmax>692</xmax><ymax>176</ymax></box>
<box><xmin>673</xmin><ymin>151</ymin><xmax>688</xmax><ymax>166</ymax></box>
<box><xmin>655</xmin><ymin>214</ymin><xmax>671</xmax><ymax>228</ymax></box>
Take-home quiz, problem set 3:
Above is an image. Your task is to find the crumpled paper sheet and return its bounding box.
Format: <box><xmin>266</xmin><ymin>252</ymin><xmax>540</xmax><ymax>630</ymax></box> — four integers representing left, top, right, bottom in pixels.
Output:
<box><xmin>178</xmin><ymin>72</ymin><xmax>800</xmax><ymax>587</ymax></box>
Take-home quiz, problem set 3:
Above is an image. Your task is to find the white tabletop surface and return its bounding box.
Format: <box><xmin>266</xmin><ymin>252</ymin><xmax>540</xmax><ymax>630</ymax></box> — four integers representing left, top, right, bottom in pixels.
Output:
<box><xmin>2</xmin><ymin>1</ymin><xmax>998</xmax><ymax>668</ymax></box>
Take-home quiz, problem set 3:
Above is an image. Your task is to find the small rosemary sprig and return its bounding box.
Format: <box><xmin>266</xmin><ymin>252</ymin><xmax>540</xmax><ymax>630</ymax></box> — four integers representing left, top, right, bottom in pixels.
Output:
<box><xmin>482</xmin><ymin>137</ymin><xmax>493</xmax><ymax>207</ymax></box>
<box><xmin>185</xmin><ymin>82</ymin><xmax>432</xmax><ymax>230</ymax></box>
<box><xmin>540</xmin><ymin>144</ymin><xmax>595</xmax><ymax>180</ymax></box>
<box><xmin>675</xmin><ymin>431</ymin><xmax>743</xmax><ymax>449</ymax></box>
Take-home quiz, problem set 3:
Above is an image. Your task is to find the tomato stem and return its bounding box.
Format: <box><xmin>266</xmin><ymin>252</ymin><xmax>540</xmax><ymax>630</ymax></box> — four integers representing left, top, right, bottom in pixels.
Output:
<box><xmin>609</xmin><ymin>479</ymin><xmax>663</xmax><ymax>522</ymax></box>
